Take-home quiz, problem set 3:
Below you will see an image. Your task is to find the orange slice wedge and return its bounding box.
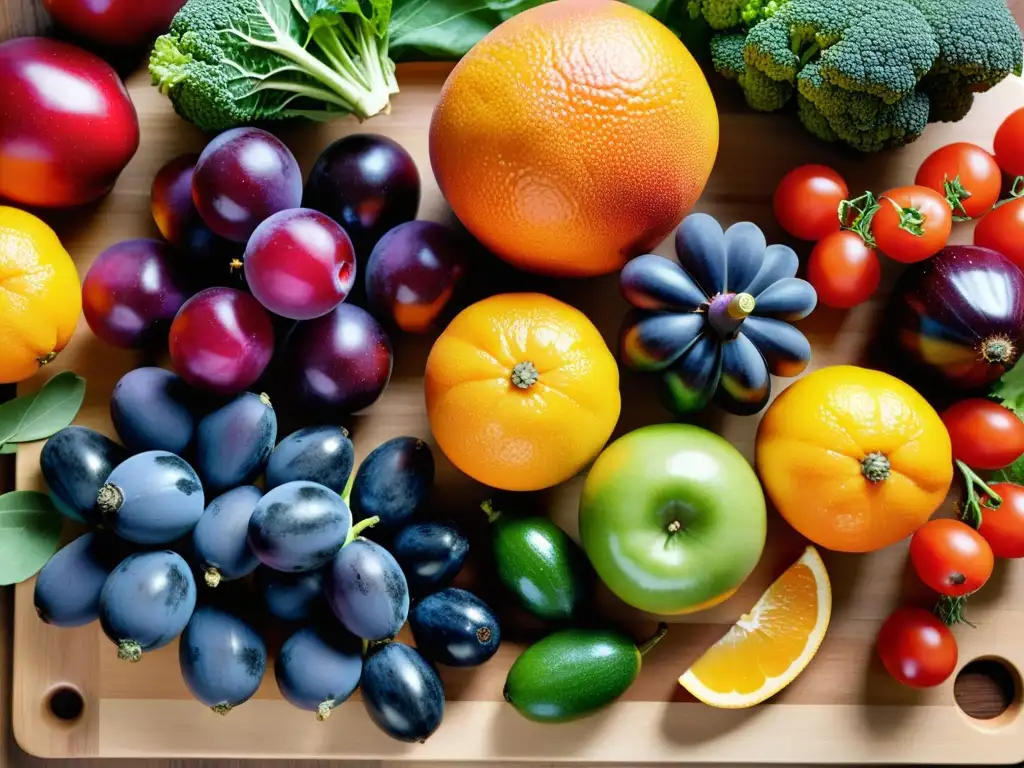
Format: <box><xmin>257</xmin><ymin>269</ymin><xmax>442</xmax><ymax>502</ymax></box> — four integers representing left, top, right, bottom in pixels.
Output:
<box><xmin>678</xmin><ymin>545</ymin><xmax>831</xmax><ymax>708</ymax></box>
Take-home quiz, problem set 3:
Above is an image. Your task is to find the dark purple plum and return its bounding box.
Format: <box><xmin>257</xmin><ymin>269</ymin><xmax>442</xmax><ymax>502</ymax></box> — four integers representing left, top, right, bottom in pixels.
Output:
<box><xmin>177</xmin><ymin>214</ymin><xmax>246</xmax><ymax>290</ymax></box>
<box><xmin>82</xmin><ymin>238</ymin><xmax>190</xmax><ymax>349</ymax></box>
<box><xmin>195</xmin><ymin>392</ymin><xmax>277</xmax><ymax>493</ymax></box>
<box><xmin>365</xmin><ymin>221</ymin><xmax>468</xmax><ymax>333</ymax></box>
<box><xmin>255</xmin><ymin>567</ymin><xmax>324</xmax><ymax>622</ymax></box>
<box><xmin>191</xmin><ymin>127</ymin><xmax>303</xmax><ymax>243</ymax></box>
<box><xmin>325</xmin><ymin>537</ymin><xmax>408</xmax><ymax>641</ymax></box>
<box><xmin>179</xmin><ymin>605</ymin><xmax>266</xmax><ymax>714</ymax></box>
<box><xmin>391</xmin><ymin>521</ymin><xmax>468</xmax><ymax>595</ymax></box>
<box><xmin>275</xmin><ymin>622</ymin><xmax>361</xmax><ymax>720</ymax></box>
<box><xmin>280</xmin><ymin>304</ymin><xmax>393</xmax><ymax>418</ymax></box>
<box><xmin>244</xmin><ymin>208</ymin><xmax>356</xmax><ymax>321</ymax></box>
<box><xmin>409</xmin><ymin>588</ymin><xmax>501</xmax><ymax>667</ymax></box>
<box><xmin>193</xmin><ymin>486</ymin><xmax>262</xmax><ymax>588</ymax></box>
<box><xmin>34</xmin><ymin>532</ymin><xmax>127</xmax><ymax>627</ymax></box>
<box><xmin>110</xmin><ymin>367</ymin><xmax>198</xmax><ymax>455</ymax></box>
<box><xmin>247</xmin><ymin>481</ymin><xmax>351</xmax><ymax>573</ymax></box>
<box><xmin>151</xmin><ymin>153</ymin><xmax>199</xmax><ymax>247</ymax></box>
<box><xmin>361</xmin><ymin>642</ymin><xmax>444</xmax><ymax>743</ymax></box>
<box><xmin>99</xmin><ymin>550</ymin><xmax>197</xmax><ymax>662</ymax></box>
<box><xmin>98</xmin><ymin>450</ymin><xmax>204</xmax><ymax>544</ymax></box>
<box><xmin>41</xmin><ymin>426</ymin><xmax>128</xmax><ymax>525</ymax></box>
<box><xmin>351</xmin><ymin>437</ymin><xmax>434</xmax><ymax>534</ymax></box>
<box><xmin>169</xmin><ymin>287</ymin><xmax>275</xmax><ymax>395</ymax></box>
<box><xmin>265</xmin><ymin>426</ymin><xmax>354</xmax><ymax>496</ymax></box>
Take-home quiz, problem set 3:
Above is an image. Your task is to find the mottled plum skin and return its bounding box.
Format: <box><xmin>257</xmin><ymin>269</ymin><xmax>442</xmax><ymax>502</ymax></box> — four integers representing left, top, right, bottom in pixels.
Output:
<box><xmin>247</xmin><ymin>481</ymin><xmax>351</xmax><ymax>573</ymax></box>
<box><xmin>110</xmin><ymin>367</ymin><xmax>197</xmax><ymax>455</ymax></box>
<box><xmin>151</xmin><ymin>153</ymin><xmax>199</xmax><ymax>247</ymax></box>
<box><xmin>99</xmin><ymin>450</ymin><xmax>204</xmax><ymax>544</ymax></box>
<box><xmin>179</xmin><ymin>606</ymin><xmax>267</xmax><ymax>714</ymax></box>
<box><xmin>275</xmin><ymin>623</ymin><xmax>361</xmax><ymax>719</ymax></box>
<box><xmin>193</xmin><ymin>486</ymin><xmax>262</xmax><ymax>587</ymax></box>
<box><xmin>351</xmin><ymin>437</ymin><xmax>434</xmax><ymax>534</ymax></box>
<box><xmin>409</xmin><ymin>588</ymin><xmax>501</xmax><ymax>667</ymax></box>
<box><xmin>255</xmin><ymin>567</ymin><xmax>324</xmax><ymax>622</ymax></box>
<box><xmin>391</xmin><ymin>521</ymin><xmax>468</xmax><ymax>595</ymax></box>
<box><xmin>325</xmin><ymin>538</ymin><xmax>409</xmax><ymax>641</ymax></box>
<box><xmin>192</xmin><ymin>127</ymin><xmax>303</xmax><ymax>243</ymax></box>
<box><xmin>99</xmin><ymin>550</ymin><xmax>197</xmax><ymax>661</ymax></box>
<box><xmin>361</xmin><ymin>642</ymin><xmax>444</xmax><ymax>743</ymax></box>
<box><xmin>195</xmin><ymin>392</ymin><xmax>277</xmax><ymax>493</ymax></box>
<box><xmin>34</xmin><ymin>532</ymin><xmax>125</xmax><ymax>627</ymax></box>
<box><xmin>41</xmin><ymin>426</ymin><xmax>128</xmax><ymax>524</ymax></box>
<box><xmin>265</xmin><ymin>426</ymin><xmax>354</xmax><ymax>496</ymax></box>
<box><xmin>82</xmin><ymin>238</ymin><xmax>190</xmax><ymax>349</ymax></box>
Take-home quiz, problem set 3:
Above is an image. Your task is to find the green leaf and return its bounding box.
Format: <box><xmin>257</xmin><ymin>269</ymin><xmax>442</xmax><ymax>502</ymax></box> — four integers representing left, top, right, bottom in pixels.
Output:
<box><xmin>0</xmin><ymin>443</ymin><xmax>17</xmax><ymax>455</ymax></box>
<box><xmin>389</xmin><ymin>0</ymin><xmax>545</xmax><ymax>60</ymax></box>
<box><xmin>0</xmin><ymin>491</ymin><xmax>63</xmax><ymax>586</ymax></box>
<box><xmin>994</xmin><ymin>456</ymin><xmax>1024</xmax><ymax>485</ymax></box>
<box><xmin>0</xmin><ymin>372</ymin><xmax>86</xmax><ymax>447</ymax></box>
<box><xmin>304</xmin><ymin>0</ymin><xmax>393</xmax><ymax>37</ymax></box>
<box><xmin>992</xmin><ymin>359</ymin><xmax>1024</xmax><ymax>415</ymax></box>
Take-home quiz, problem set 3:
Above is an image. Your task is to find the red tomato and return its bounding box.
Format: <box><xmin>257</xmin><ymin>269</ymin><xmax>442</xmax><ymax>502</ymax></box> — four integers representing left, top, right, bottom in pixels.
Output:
<box><xmin>979</xmin><ymin>483</ymin><xmax>1024</xmax><ymax>559</ymax></box>
<box><xmin>909</xmin><ymin>519</ymin><xmax>994</xmax><ymax>597</ymax></box>
<box><xmin>915</xmin><ymin>143</ymin><xmax>1002</xmax><ymax>219</ymax></box>
<box><xmin>993</xmin><ymin>108</ymin><xmax>1024</xmax><ymax>178</ymax></box>
<box><xmin>806</xmin><ymin>230</ymin><xmax>881</xmax><ymax>309</ymax></box>
<box><xmin>871</xmin><ymin>186</ymin><xmax>952</xmax><ymax>264</ymax></box>
<box><xmin>773</xmin><ymin>165</ymin><xmax>849</xmax><ymax>241</ymax></box>
<box><xmin>941</xmin><ymin>399</ymin><xmax>1024</xmax><ymax>470</ymax></box>
<box><xmin>974</xmin><ymin>197</ymin><xmax>1024</xmax><ymax>271</ymax></box>
<box><xmin>877</xmin><ymin>607</ymin><xmax>958</xmax><ymax>689</ymax></box>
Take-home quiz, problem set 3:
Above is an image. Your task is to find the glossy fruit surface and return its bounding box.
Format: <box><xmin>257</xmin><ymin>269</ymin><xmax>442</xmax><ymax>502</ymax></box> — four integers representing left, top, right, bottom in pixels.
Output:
<box><xmin>99</xmin><ymin>450</ymin><xmax>204</xmax><ymax>544</ymax></box>
<box><xmin>877</xmin><ymin>607</ymin><xmax>958</xmax><ymax>688</ymax></box>
<box><xmin>275</xmin><ymin>623</ymin><xmax>362</xmax><ymax>719</ymax></box>
<box><xmin>42</xmin><ymin>0</ymin><xmax>185</xmax><ymax>48</ymax></box>
<box><xmin>41</xmin><ymin>426</ymin><xmax>128</xmax><ymax>524</ymax></box>
<box><xmin>0</xmin><ymin>206</ymin><xmax>82</xmax><ymax>383</ymax></box>
<box><xmin>256</xmin><ymin>567</ymin><xmax>324</xmax><ymax>622</ymax></box>
<box><xmin>773</xmin><ymin>165</ymin><xmax>848</xmax><ymax>241</ymax></box>
<box><xmin>248</xmin><ymin>481</ymin><xmax>351</xmax><ymax>573</ymax></box>
<box><xmin>169</xmin><ymin>287</ymin><xmax>275</xmax><ymax>394</ymax></box>
<box><xmin>82</xmin><ymin>238</ymin><xmax>189</xmax><ymax>349</ymax></box>
<box><xmin>365</xmin><ymin>221</ymin><xmax>468</xmax><ymax>333</ymax></box>
<box><xmin>195</xmin><ymin>392</ymin><xmax>277</xmax><ymax>493</ymax></box>
<box><xmin>580</xmin><ymin>424</ymin><xmax>766</xmax><ymax>614</ymax></box>
<box><xmin>807</xmin><ymin>231</ymin><xmax>881</xmax><ymax>309</ymax></box>
<box><xmin>325</xmin><ymin>538</ymin><xmax>409</xmax><ymax>640</ymax></box>
<box><xmin>350</xmin><ymin>436</ymin><xmax>434</xmax><ymax>534</ymax></box>
<box><xmin>265</xmin><ymin>426</ymin><xmax>354</xmax><ymax>496</ymax></box>
<box><xmin>150</xmin><ymin>153</ymin><xmax>199</xmax><ymax>247</ymax></box>
<box><xmin>34</xmin><ymin>532</ymin><xmax>123</xmax><ymax>627</ymax></box>
<box><xmin>191</xmin><ymin>127</ymin><xmax>302</xmax><ymax>243</ymax></box>
<box><xmin>910</xmin><ymin>519</ymin><xmax>993</xmax><ymax>598</ymax></box>
<box><xmin>0</xmin><ymin>37</ymin><xmax>139</xmax><ymax>208</ymax></box>
<box><xmin>179</xmin><ymin>606</ymin><xmax>266</xmax><ymax>714</ymax></box>
<box><xmin>361</xmin><ymin>642</ymin><xmax>444</xmax><ymax>743</ymax></box>
<box><xmin>99</xmin><ymin>550</ymin><xmax>197</xmax><ymax>661</ymax></box>
<box><xmin>974</xmin><ymin>197</ymin><xmax>1024</xmax><ymax>271</ymax></box>
<box><xmin>979</xmin><ymin>483</ymin><xmax>1024</xmax><ymax>559</ymax></box>
<box><xmin>993</xmin><ymin>107</ymin><xmax>1024</xmax><ymax>177</ymax></box>
<box><xmin>429</xmin><ymin>0</ymin><xmax>718</xmax><ymax>276</ymax></box>
<box><xmin>942</xmin><ymin>399</ymin><xmax>1024</xmax><ymax>470</ymax></box>
<box><xmin>193</xmin><ymin>486</ymin><xmax>263</xmax><ymax>587</ymax></box>
<box><xmin>244</xmin><ymin>208</ymin><xmax>356</xmax><ymax>320</ymax></box>
<box><xmin>409</xmin><ymin>588</ymin><xmax>500</xmax><ymax>667</ymax></box>
<box><xmin>391</xmin><ymin>521</ymin><xmax>469</xmax><ymax>595</ymax></box>
<box><xmin>871</xmin><ymin>186</ymin><xmax>952</xmax><ymax>264</ymax></box>
<box><xmin>915</xmin><ymin>143</ymin><xmax>1002</xmax><ymax>219</ymax></box>
<box><xmin>110</xmin><ymin>367</ymin><xmax>197</xmax><ymax>455</ymax></box>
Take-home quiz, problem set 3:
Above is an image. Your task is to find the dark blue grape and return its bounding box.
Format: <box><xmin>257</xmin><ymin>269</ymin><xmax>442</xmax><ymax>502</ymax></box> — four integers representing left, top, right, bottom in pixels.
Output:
<box><xmin>110</xmin><ymin>367</ymin><xmax>198</xmax><ymax>455</ymax></box>
<box><xmin>275</xmin><ymin>623</ymin><xmax>361</xmax><ymax>720</ymax></box>
<box><xmin>265</xmin><ymin>426</ymin><xmax>354</xmax><ymax>496</ymax></box>
<box><xmin>99</xmin><ymin>550</ymin><xmax>197</xmax><ymax>662</ymax></box>
<box><xmin>34</xmin><ymin>533</ymin><xmax>126</xmax><ymax>627</ymax></box>
<box><xmin>98</xmin><ymin>451</ymin><xmax>204</xmax><ymax>544</ymax></box>
<box><xmin>247</xmin><ymin>481</ymin><xmax>351</xmax><ymax>573</ymax></box>
<box><xmin>193</xmin><ymin>486</ymin><xmax>262</xmax><ymax>588</ymax></box>
<box><xmin>179</xmin><ymin>606</ymin><xmax>266</xmax><ymax>714</ymax></box>
<box><xmin>255</xmin><ymin>567</ymin><xmax>324</xmax><ymax>622</ymax></box>
<box><xmin>325</xmin><ymin>537</ymin><xmax>408</xmax><ymax>640</ymax></box>
<box><xmin>195</xmin><ymin>392</ymin><xmax>277</xmax><ymax>494</ymax></box>
<box><xmin>40</xmin><ymin>426</ymin><xmax>128</xmax><ymax>524</ymax></box>
<box><xmin>391</xmin><ymin>521</ymin><xmax>468</xmax><ymax>595</ymax></box>
<box><xmin>409</xmin><ymin>588</ymin><xmax>501</xmax><ymax>667</ymax></box>
<box><xmin>361</xmin><ymin>642</ymin><xmax>444</xmax><ymax>743</ymax></box>
<box><xmin>351</xmin><ymin>436</ymin><xmax>434</xmax><ymax>535</ymax></box>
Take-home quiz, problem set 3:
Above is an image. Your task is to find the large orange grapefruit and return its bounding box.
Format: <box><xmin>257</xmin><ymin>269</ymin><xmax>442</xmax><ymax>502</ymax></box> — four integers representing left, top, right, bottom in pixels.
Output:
<box><xmin>429</xmin><ymin>0</ymin><xmax>719</xmax><ymax>278</ymax></box>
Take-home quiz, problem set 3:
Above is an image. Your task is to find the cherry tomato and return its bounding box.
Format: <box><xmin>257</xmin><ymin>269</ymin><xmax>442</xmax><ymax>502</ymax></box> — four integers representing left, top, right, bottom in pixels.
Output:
<box><xmin>979</xmin><ymin>483</ymin><xmax>1024</xmax><ymax>559</ymax></box>
<box><xmin>915</xmin><ymin>143</ymin><xmax>1002</xmax><ymax>220</ymax></box>
<box><xmin>773</xmin><ymin>165</ymin><xmax>849</xmax><ymax>242</ymax></box>
<box><xmin>993</xmin><ymin>108</ymin><xmax>1024</xmax><ymax>177</ymax></box>
<box><xmin>909</xmin><ymin>519</ymin><xmax>993</xmax><ymax>597</ymax></box>
<box><xmin>974</xmin><ymin>197</ymin><xmax>1024</xmax><ymax>271</ymax></box>
<box><xmin>871</xmin><ymin>186</ymin><xmax>952</xmax><ymax>264</ymax></box>
<box><xmin>941</xmin><ymin>399</ymin><xmax>1024</xmax><ymax>470</ymax></box>
<box><xmin>806</xmin><ymin>230</ymin><xmax>881</xmax><ymax>309</ymax></box>
<box><xmin>877</xmin><ymin>607</ymin><xmax>958</xmax><ymax>689</ymax></box>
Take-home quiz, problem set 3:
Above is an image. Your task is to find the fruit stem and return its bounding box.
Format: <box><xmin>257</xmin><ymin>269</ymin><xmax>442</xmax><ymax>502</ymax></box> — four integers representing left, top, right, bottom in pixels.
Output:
<box><xmin>117</xmin><ymin>639</ymin><xmax>142</xmax><ymax>663</ymax></box>
<box><xmin>881</xmin><ymin>196</ymin><xmax>925</xmax><ymax>237</ymax></box>
<box><xmin>341</xmin><ymin>469</ymin><xmax>355</xmax><ymax>506</ymax></box>
<box><xmin>97</xmin><ymin>483</ymin><xmax>124</xmax><ymax>516</ymax></box>
<box><xmin>942</xmin><ymin>175</ymin><xmax>973</xmax><ymax>221</ymax></box>
<box><xmin>511</xmin><ymin>361</ymin><xmax>539</xmax><ymax>389</ymax></box>
<box><xmin>638</xmin><ymin>623</ymin><xmax>669</xmax><ymax>657</ymax></box>
<box><xmin>481</xmin><ymin>499</ymin><xmax>502</xmax><ymax>524</ymax></box>
<box><xmin>957</xmin><ymin>459</ymin><xmax>1002</xmax><ymax>529</ymax></box>
<box><xmin>861</xmin><ymin>452</ymin><xmax>891</xmax><ymax>483</ymax></box>
<box><xmin>211</xmin><ymin>703</ymin><xmax>233</xmax><ymax>716</ymax></box>
<box><xmin>259</xmin><ymin>392</ymin><xmax>273</xmax><ymax>408</ymax></box>
<box><xmin>981</xmin><ymin>336</ymin><xmax>1016</xmax><ymax>365</ymax></box>
<box><xmin>316</xmin><ymin>700</ymin><xmax>334</xmax><ymax>721</ymax></box>
<box><xmin>204</xmin><ymin>568</ymin><xmax>222</xmax><ymax>588</ymax></box>
<box><xmin>727</xmin><ymin>293</ymin><xmax>756</xmax><ymax>320</ymax></box>
<box><xmin>936</xmin><ymin>595</ymin><xmax>975</xmax><ymax>628</ymax></box>
<box><xmin>838</xmin><ymin>191</ymin><xmax>879</xmax><ymax>247</ymax></box>
<box><xmin>36</xmin><ymin>350</ymin><xmax>58</xmax><ymax>367</ymax></box>
<box><xmin>344</xmin><ymin>515</ymin><xmax>380</xmax><ymax>546</ymax></box>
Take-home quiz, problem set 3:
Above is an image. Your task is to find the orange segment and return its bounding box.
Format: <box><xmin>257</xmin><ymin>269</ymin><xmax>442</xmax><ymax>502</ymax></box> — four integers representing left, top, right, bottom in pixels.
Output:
<box><xmin>678</xmin><ymin>546</ymin><xmax>831</xmax><ymax>708</ymax></box>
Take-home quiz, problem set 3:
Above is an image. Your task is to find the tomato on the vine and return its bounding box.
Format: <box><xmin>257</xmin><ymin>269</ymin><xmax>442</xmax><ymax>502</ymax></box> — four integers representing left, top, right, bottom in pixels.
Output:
<box><xmin>974</xmin><ymin>197</ymin><xmax>1024</xmax><ymax>272</ymax></box>
<box><xmin>941</xmin><ymin>399</ymin><xmax>1024</xmax><ymax>470</ymax></box>
<box><xmin>806</xmin><ymin>230</ymin><xmax>880</xmax><ymax>309</ymax></box>
<box><xmin>994</xmin><ymin>107</ymin><xmax>1024</xmax><ymax>177</ymax></box>
<box><xmin>915</xmin><ymin>143</ymin><xmax>1002</xmax><ymax>220</ymax></box>
<box><xmin>909</xmin><ymin>519</ymin><xmax>993</xmax><ymax>597</ymax></box>
<box><xmin>871</xmin><ymin>186</ymin><xmax>952</xmax><ymax>264</ymax></box>
<box><xmin>877</xmin><ymin>607</ymin><xmax>958</xmax><ymax>689</ymax></box>
<box><xmin>773</xmin><ymin>164</ymin><xmax>849</xmax><ymax>242</ymax></box>
<box><xmin>979</xmin><ymin>482</ymin><xmax>1024</xmax><ymax>559</ymax></box>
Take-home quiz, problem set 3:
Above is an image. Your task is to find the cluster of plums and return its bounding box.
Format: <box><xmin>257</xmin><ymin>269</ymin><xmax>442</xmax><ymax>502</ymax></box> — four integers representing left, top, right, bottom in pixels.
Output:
<box><xmin>32</xmin><ymin>366</ymin><xmax>500</xmax><ymax>743</ymax></box>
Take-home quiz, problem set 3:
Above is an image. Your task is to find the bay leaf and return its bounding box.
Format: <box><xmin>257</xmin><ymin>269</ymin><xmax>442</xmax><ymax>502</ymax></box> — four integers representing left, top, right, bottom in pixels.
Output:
<box><xmin>0</xmin><ymin>371</ymin><xmax>86</xmax><ymax>447</ymax></box>
<box><xmin>0</xmin><ymin>491</ymin><xmax>63</xmax><ymax>586</ymax></box>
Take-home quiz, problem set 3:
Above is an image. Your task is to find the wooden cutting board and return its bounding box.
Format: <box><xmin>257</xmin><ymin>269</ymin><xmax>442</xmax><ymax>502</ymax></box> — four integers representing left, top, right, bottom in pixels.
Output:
<box><xmin>11</xmin><ymin>62</ymin><xmax>1024</xmax><ymax>764</ymax></box>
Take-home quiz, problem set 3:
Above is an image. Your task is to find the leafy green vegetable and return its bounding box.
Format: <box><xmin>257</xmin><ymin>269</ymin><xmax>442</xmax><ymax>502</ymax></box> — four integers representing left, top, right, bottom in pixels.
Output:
<box><xmin>0</xmin><ymin>491</ymin><xmax>63</xmax><ymax>586</ymax></box>
<box><xmin>0</xmin><ymin>372</ymin><xmax>86</xmax><ymax>451</ymax></box>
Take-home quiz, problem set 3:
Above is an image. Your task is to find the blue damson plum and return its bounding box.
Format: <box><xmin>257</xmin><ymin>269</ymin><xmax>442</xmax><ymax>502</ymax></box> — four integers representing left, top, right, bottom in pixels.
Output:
<box><xmin>255</xmin><ymin>567</ymin><xmax>325</xmax><ymax>622</ymax></box>
<box><xmin>193</xmin><ymin>486</ymin><xmax>262</xmax><ymax>588</ymax></box>
<box><xmin>351</xmin><ymin>436</ymin><xmax>434</xmax><ymax>534</ymax></box>
<box><xmin>195</xmin><ymin>392</ymin><xmax>277</xmax><ymax>494</ymax></box>
<box><xmin>247</xmin><ymin>481</ymin><xmax>351</xmax><ymax>572</ymax></box>
<box><xmin>391</xmin><ymin>521</ymin><xmax>469</xmax><ymax>595</ymax></box>
<box><xmin>275</xmin><ymin>623</ymin><xmax>362</xmax><ymax>720</ymax></box>
<box><xmin>34</xmin><ymin>532</ymin><xmax>127</xmax><ymax>627</ymax></box>
<box><xmin>409</xmin><ymin>588</ymin><xmax>501</xmax><ymax>667</ymax></box>
<box><xmin>361</xmin><ymin>642</ymin><xmax>444</xmax><ymax>743</ymax></box>
<box><xmin>110</xmin><ymin>367</ymin><xmax>198</xmax><ymax>455</ymax></box>
<box><xmin>265</xmin><ymin>426</ymin><xmax>354</xmax><ymax>496</ymax></box>
<box><xmin>41</xmin><ymin>426</ymin><xmax>128</xmax><ymax>524</ymax></box>
<box><xmin>325</xmin><ymin>537</ymin><xmax>408</xmax><ymax>641</ymax></box>
<box><xmin>179</xmin><ymin>606</ymin><xmax>267</xmax><ymax>714</ymax></box>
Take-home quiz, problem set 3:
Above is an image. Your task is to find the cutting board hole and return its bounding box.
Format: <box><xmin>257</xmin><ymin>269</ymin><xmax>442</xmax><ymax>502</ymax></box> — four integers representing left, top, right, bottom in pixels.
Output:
<box><xmin>47</xmin><ymin>686</ymin><xmax>84</xmax><ymax>722</ymax></box>
<box><xmin>954</xmin><ymin>657</ymin><xmax>1020</xmax><ymax>727</ymax></box>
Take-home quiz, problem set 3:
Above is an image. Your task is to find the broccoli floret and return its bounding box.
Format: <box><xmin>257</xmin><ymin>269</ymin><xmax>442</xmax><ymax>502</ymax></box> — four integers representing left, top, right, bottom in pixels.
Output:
<box><xmin>712</xmin><ymin>33</ymin><xmax>792</xmax><ymax>110</ymax></box>
<box><xmin>710</xmin><ymin>33</ymin><xmax>747</xmax><ymax>79</ymax></box>
<box><xmin>690</xmin><ymin>0</ymin><xmax>789</xmax><ymax>30</ymax></box>
<box><xmin>796</xmin><ymin>94</ymin><xmax>839</xmax><ymax>143</ymax></box>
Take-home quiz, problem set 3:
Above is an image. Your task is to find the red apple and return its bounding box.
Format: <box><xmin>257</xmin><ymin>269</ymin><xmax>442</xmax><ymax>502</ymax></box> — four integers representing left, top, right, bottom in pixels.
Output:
<box><xmin>42</xmin><ymin>0</ymin><xmax>186</xmax><ymax>49</ymax></box>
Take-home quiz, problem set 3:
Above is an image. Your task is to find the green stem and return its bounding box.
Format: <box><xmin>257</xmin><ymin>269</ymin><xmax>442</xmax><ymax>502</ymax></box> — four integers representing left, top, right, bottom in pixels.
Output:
<box><xmin>481</xmin><ymin>499</ymin><xmax>501</xmax><ymax>524</ymax></box>
<box><xmin>936</xmin><ymin>595</ymin><xmax>975</xmax><ymax>628</ymax></box>
<box><xmin>941</xmin><ymin>175</ymin><xmax>973</xmax><ymax>221</ymax></box>
<box><xmin>1012</xmin><ymin>176</ymin><xmax>1024</xmax><ymax>199</ymax></box>
<box><xmin>956</xmin><ymin>460</ymin><xmax>1002</xmax><ymax>529</ymax></box>
<box><xmin>341</xmin><ymin>468</ymin><xmax>356</xmax><ymax>507</ymax></box>
<box><xmin>638</xmin><ymin>623</ymin><xmax>669</xmax><ymax>656</ymax></box>
<box><xmin>838</xmin><ymin>191</ymin><xmax>879</xmax><ymax>248</ymax></box>
<box><xmin>344</xmin><ymin>515</ymin><xmax>380</xmax><ymax>546</ymax></box>
<box><xmin>881</xmin><ymin>196</ymin><xmax>925</xmax><ymax>236</ymax></box>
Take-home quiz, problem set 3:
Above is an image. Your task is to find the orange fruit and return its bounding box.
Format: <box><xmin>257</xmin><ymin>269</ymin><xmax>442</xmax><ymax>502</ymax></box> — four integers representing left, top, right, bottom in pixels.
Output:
<box><xmin>679</xmin><ymin>546</ymin><xmax>831</xmax><ymax>708</ymax></box>
<box><xmin>429</xmin><ymin>0</ymin><xmax>719</xmax><ymax>277</ymax></box>
<box><xmin>424</xmin><ymin>292</ymin><xmax>620</xmax><ymax>491</ymax></box>
<box><xmin>0</xmin><ymin>206</ymin><xmax>81</xmax><ymax>384</ymax></box>
<box><xmin>756</xmin><ymin>366</ymin><xmax>953</xmax><ymax>553</ymax></box>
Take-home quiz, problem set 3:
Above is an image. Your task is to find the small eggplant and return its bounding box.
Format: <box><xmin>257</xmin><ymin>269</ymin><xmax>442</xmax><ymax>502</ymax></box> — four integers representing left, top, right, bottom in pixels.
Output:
<box><xmin>40</xmin><ymin>426</ymin><xmax>128</xmax><ymax>524</ymax></box>
<box><xmin>179</xmin><ymin>606</ymin><xmax>267</xmax><ymax>715</ymax></box>
<box><xmin>409</xmin><ymin>588</ymin><xmax>501</xmax><ymax>667</ymax></box>
<box><xmin>195</xmin><ymin>392</ymin><xmax>277</xmax><ymax>494</ymax></box>
<box><xmin>361</xmin><ymin>642</ymin><xmax>444</xmax><ymax>743</ymax></box>
<box><xmin>275</xmin><ymin>622</ymin><xmax>362</xmax><ymax>720</ymax></box>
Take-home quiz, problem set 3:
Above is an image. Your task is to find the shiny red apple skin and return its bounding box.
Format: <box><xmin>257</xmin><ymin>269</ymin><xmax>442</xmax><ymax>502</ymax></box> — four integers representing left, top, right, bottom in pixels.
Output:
<box><xmin>42</xmin><ymin>0</ymin><xmax>186</xmax><ymax>48</ymax></box>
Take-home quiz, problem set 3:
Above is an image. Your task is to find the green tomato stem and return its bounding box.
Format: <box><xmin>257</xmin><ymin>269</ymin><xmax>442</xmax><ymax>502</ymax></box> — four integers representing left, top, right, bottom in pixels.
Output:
<box><xmin>935</xmin><ymin>594</ymin><xmax>975</xmax><ymax>628</ymax></box>
<box><xmin>344</xmin><ymin>515</ymin><xmax>380</xmax><ymax>546</ymax></box>
<box><xmin>638</xmin><ymin>623</ymin><xmax>670</xmax><ymax>657</ymax></box>
<box><xmin>956</xmin><ymin>460</ymin><xmax>1002</xmax><ymax>529</ymax></box>
<box><xmin>481</xmin><ymin>499</ymin><xmax>502</xmax><ymax>524</ymax></box>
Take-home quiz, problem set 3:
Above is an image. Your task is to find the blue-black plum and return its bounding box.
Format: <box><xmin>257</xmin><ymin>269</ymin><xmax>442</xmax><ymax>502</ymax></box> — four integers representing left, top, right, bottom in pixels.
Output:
<box><xmin>255</xmin><ymin>567</ymin><xmax>325</xmax><ymax>622</ymax></box>
<box><xmin>351</xmin><ymin>436</ymin><xmax>434</xmax><ymax>535</ymax></box>
<box><xmin>275</xmin><ymin>623</ymin><xmax>361</xmax><ymax>720</ymax></box>
<box><xmin>179</xmin><ymin>606</ymin><xmax>267</xmax><ymax>714</ymax></box>
<box><xmin>193</xmin><ymin>486</ymin><xmax>262</xmax><ymax>588</ymax></box>
<box><xmin>99</xmin><ymin>550</ymin><xmax>197</xmax><ymax>662</ymax></box>
<box><xmin>391</xmin><ymin>521</ymin><xmax>468</xmax><ymax>595</ymax></box>
<box><xmin>265</xmin><ymin>426</ymin><xmax>354</xmax><ymax>496</ymax></box>
<box><xmin>98</xmin><ymin>451</ymin><xmax>204</xmax><ymax>544</ymax></box>
<box><xmin>409</xmin><ymin>588</ymin><xmax>501</xmax><ymax>667</ymax></box>
<box><xmin>325</xmin><ymin>537</ymin><xmax>408</xmax><ymax>640</ymax></box>
<box><xmin>195</xmin><ymin>392</ymin><xmax>277</xmax><ymax>493</ymax></box>
<box><xmin>110</xmin><ymin>367</ymin><xmax>198</xmax><ymax>455</ymax></box>
<box><xmin>361</xmin><ymin>642</ymin><xmax>444</xmax><ymax>743</ymax></box>
<box><xmin>40</xmin><ymin>426</ymin><xmax>128</xmax><ymax>524</ymax></box>
<box><xmin>247</xmin><ymin>481</ymin><xmax>351</xmax><ymax>573</ymax></box>
<box><xmin>34</xmin><ymin>532</ymin><xmax>126</xmax><ymax>627</ymax></box>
